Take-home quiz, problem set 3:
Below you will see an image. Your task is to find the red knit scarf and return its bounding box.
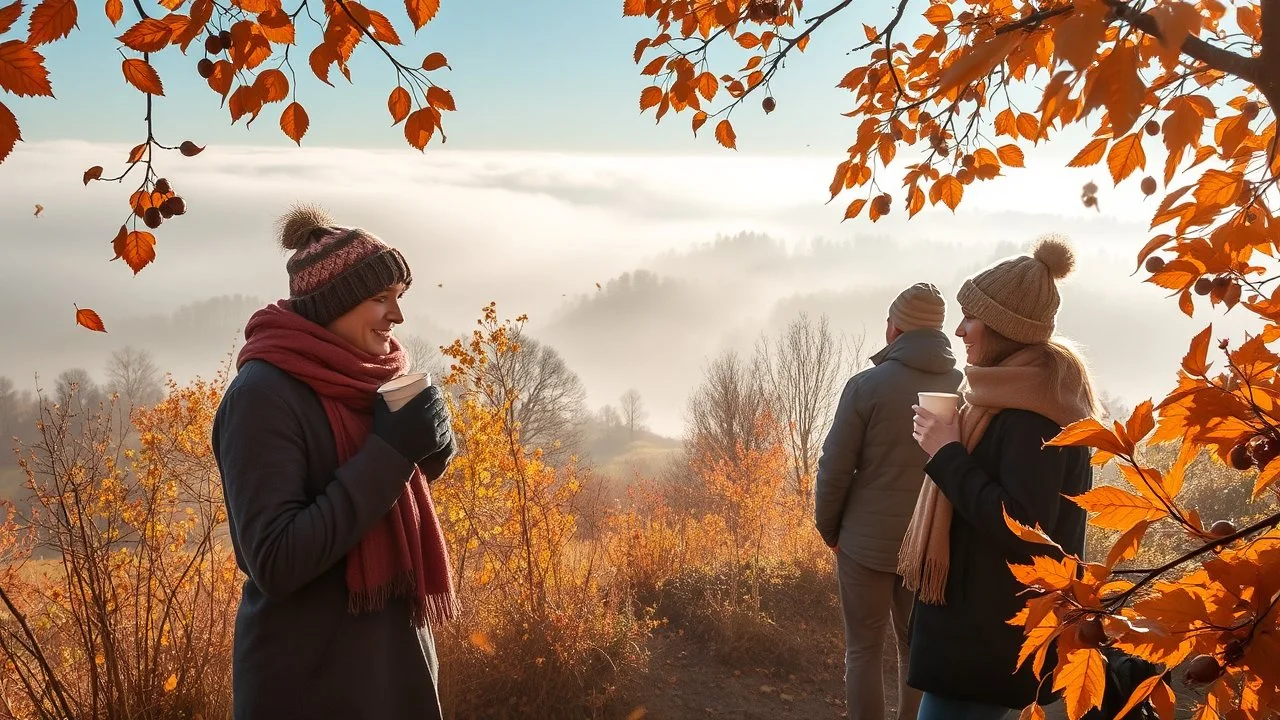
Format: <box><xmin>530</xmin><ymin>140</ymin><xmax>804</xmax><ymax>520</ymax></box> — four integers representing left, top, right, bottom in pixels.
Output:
<box><xmin>238</xmin><ymin>302</ymin><xmax>458</xmax><ymax>627</ymax></box>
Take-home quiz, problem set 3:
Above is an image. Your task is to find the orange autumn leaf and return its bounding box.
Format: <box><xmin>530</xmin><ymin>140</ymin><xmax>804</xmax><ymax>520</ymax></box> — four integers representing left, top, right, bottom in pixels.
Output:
<box><xmin>112</xmin><ymin>227</ymin><xmax>156</xmax><ymax>274</ymax></box>
<box><xmin>930</xmin><ymin>174</ymin><xmax>963</xmax><ymax>210</ymax></box>
<box><xmin>426</xmin><ymin>85</ymin><xmax>455</xmax><ymax>112</ymax></box>
<box><xmin>421</xmin><ymin>51</ymin><xmax>448</xmax><ymax>71</ymax></box>
<box><xmin>714</xmin><ymin>118</ymin><xmax>736</xmax><ymax>149</ymax></box>
<box><xmin>1053</xmin><ymin>648</ymin><xmax>1106</xmax><ymax>718</ymax></box>
<box><xmin>403</xmin><ymin>107</ymin><xmax>435</xmax><ymax>150</ymax></box>
<box><xmin>27</xmin><ymin>0</ymin><xmax>78</xmax><ymax>46</ymax></box>
<box><xmin>0</xmin><ymin>1</ymin><xmax>20</xmax><ymax>35</ymax></box>
<box><xmin>1071</xmin><ymin>485</ymin><xmax>1168</xmax><ymax>530</ymax></box>
<box><xmin>279</xmin><ymin>101</ymin><xmax>307</xmax><ymax>145</ymax></box>
<box><xmin>74</xmin><ymin>304</ymin><xmax>106</xmax><ymax>332</ymax></box>
<box><xmin>404</xmin><ymin>0</ymin><xmax>440</xmax><ymax>30</ymax></box>
<box><xmin>1106</xmin><ymin>133</ymin><xmax>1145</xmax><ymax>183</ymax></box>
<box><xmin>116</xmin><ymin>18</ymin><xmax>173</xmax><ymax>52</ymax></box>
<box><xmin>253</xmin><ymin>68</ymin><xmax>289</xmax><ymax>103</ymax></box>
<box><xmin>0</xmin><ymin>40</ymin><xmax>53</xmax><ymax>97</ymax></box>
<box><xmin>104</xmin><ymin>0</ymin><xmax>122</xmax><ymax>25</ymax></box>
<box><xmin>121</xmin><ymin>58</ymin><xmax>163</xmax><ymax>95</ymax></box>
<box><xmin>997</xmin><ymin>144</ymin><xmax>1025</xmax><ymax>167</ymax></box>
<box><xmin>387</xmin><ymin>86</ymin><xmax>410</xmax><ymax>125</ymax></box>
<box><xmin>0</xmin><ymin>100</ymin><xmax>18</xmax><ymax>163</ymax></box>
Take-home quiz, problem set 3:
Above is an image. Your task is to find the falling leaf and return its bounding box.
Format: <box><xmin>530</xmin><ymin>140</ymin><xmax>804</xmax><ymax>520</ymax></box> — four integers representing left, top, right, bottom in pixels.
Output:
<box><xmin>104</xmin><ymin>0</ymin><xmax>122</xmax><ymax>24</ymax></box>
<box><xmin>74</xmin><ymin>304</ymin><xmax>106</xmax><ymax>332</ymax></box>
<box><xmin>33</xmin><ymin>203</ymin><xmax>42</xmax><ymax>217</ymax></box>
<box><xmin>163</xmin><ymin>673</ymin><xmax>177</xmax><ymax>692</ymax></box>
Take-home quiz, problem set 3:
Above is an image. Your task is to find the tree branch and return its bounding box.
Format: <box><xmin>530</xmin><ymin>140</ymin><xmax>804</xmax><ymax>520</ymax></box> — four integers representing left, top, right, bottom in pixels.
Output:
<box><xmin>1105</xmin><ymin>0</ymin><xmax>1261</xmax><ymax>84</ymax></box>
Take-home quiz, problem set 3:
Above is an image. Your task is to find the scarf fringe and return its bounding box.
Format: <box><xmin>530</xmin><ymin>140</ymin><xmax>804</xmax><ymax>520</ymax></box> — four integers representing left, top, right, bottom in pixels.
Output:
<box><xmin>348</xmin><ymin>571</ymin><xmax>461</xmax><ymax>627</ymax></box>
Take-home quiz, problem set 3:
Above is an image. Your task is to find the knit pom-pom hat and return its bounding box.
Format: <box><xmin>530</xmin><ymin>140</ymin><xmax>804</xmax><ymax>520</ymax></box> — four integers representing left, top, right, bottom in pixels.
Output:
<box><xmin>956</xmin><ymin>234</ymin><xmax>1075</xmax><ymax>344</ymax></box>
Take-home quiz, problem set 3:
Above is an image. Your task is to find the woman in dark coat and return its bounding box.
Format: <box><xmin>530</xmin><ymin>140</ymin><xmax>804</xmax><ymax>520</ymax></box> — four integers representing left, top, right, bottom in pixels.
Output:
<box><xmin>900</xmin><ymin>235</ymin><xmax>1098</xmax><ymax>719</ymax></box>
<box><xmin>212</xmin><ymin>206</ymin><xmax>458</xmax><ymax>719</ymax></box>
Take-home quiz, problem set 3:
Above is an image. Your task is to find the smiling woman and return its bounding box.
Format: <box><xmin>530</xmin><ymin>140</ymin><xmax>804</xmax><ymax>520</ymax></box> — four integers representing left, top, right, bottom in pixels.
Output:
<box><xmin>210</xmin><ymin>204</ymin><xmax>460</xmax><ymax>719</ymax></box>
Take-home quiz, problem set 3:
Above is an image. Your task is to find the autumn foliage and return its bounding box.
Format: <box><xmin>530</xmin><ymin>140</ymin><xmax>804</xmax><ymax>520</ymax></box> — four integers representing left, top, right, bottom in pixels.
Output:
<box><xmin>0</xmin><ymin>0</ymin><xmax>455</xmax><ymax>329</ymax></box>
<box><xmin>625</xmin><ymin>0</ymin><xmax>1280</xmax><ymax>716</ymax></box>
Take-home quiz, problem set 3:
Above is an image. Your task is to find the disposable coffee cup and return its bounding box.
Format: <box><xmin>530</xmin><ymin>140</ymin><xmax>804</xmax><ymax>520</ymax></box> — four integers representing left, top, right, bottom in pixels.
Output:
<box><xmin>917</xmin><ymin>391</ymin><xmax>960</xmax><ymax>423</ymax></box>
<box><xmin>378</xmin><ymin>372</ymin><xmax>431</xmax><ymax>412</ymax></box>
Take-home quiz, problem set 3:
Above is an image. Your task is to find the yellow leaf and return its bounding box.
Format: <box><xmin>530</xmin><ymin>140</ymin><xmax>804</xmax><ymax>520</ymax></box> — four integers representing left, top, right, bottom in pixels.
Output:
<box><xmin>1193</xmin><ymin>169</ymin><xmax>1243</xmax><ymax>209</ymax></box>
<box><xmin>931</xmin><ymin>174</ymin><xmax>963</xmax><ymax>210</ymax></box>
<box><xmin>163</xmin><ymin>673</ymin><xmax>178</xmax><ymax>692</ymax></box>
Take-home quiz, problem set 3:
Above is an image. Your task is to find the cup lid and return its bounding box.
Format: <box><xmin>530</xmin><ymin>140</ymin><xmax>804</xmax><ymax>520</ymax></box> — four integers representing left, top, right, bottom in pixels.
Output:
<box><xmin>378</xmin><ymin>372</ymin><xmax>427</xmax><ymax>393</ymax></box>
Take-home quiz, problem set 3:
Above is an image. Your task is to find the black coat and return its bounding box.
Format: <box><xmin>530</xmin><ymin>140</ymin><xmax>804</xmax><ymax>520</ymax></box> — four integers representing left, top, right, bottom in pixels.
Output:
<box><xmin>212</xmin><ymin>359</ymin><xmax>444</xmax><ymax>720</ymax></box>
<box><xmin>906</xmin><ymin>408</ymin><xmax>1092</xmax><ymax>708</ymax></box>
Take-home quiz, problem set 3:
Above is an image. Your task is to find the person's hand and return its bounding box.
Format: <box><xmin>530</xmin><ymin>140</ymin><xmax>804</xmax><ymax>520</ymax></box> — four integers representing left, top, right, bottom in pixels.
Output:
<box><xmin>372</xmin><ymin>386</ymin><xmax>451</xmax><ymax>464</ymax></box>
<box><xmin>912</xmin><ymin>405</ymin><xmax>960</xmax><ymax>458</ymax></box>
<box><xmin>417</xmin><ymin>432</ymin><xmax>457</xmax><ymax>482</ymax></box>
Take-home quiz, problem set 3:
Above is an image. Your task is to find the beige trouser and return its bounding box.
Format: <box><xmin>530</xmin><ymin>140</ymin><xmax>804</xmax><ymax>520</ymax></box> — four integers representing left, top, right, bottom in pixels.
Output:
<box><xmin>836</xmin><ymin>550</ymin><xmax>921</xmax><ymax>720</ymax></box>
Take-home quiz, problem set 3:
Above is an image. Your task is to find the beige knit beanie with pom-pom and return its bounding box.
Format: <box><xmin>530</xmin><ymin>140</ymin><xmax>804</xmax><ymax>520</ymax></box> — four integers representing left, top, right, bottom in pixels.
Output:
<box><xmin>276</xmin><ymin>204</ymin><xmax>412</xmax><ymax>327</ymax></box>
<box><xmin>956</xmin><ymin>234</ymin><xmax>1075</xmax><ymax>344</ymax></box>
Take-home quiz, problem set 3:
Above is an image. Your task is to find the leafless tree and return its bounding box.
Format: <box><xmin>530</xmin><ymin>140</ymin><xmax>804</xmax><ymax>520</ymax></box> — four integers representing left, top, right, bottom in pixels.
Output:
<box><xmin>54</xmin><ymin>368</ymin><xmax>102</xmax><ymax>416</ymax></box>
<box><xmin>105</xmin><ymin>346</ymin><xmax>164</xmax><ymax>409</ymax></box>
<box><xmin>399</xmin><ymin>333</ymin><xmax>449</xmax><ymax>383</ymax></box>
<box><xmin>685</xmin><ymin>350</ymin><xmax>771</xmax><ymax>468</ymax></box>
<box><xmin>619</xmin><ymin>389</ymin><xmax>648</xmax><ymax>439</ymax></box>
<box><xmin>755</xmin><ymin>313</ymin><xmax>866</xmax><ymax>506</ymax></box>
<box><xmin>481</xmin><ymin>331</ymin><xmax>588</xmax><ymax>463</ymax></box>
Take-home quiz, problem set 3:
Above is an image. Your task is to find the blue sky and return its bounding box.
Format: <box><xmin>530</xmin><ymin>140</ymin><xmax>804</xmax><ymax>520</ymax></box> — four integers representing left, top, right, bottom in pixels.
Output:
<box><xmin>9</xmin><ymin>0</ymin><xmax>910</xmax><ymax>155</ymax></box>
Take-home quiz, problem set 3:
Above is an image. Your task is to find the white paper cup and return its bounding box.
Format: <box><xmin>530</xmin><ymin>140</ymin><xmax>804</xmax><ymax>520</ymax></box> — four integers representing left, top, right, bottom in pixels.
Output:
<box><xmin>378</xmin><ymin>373</ymin><xmax>431</xmax><ymax>412</ymax></box>
<box><xmin>918</xmin><ymin>391</ymin><xmax>960</xmax><ymax>423</ymax></box>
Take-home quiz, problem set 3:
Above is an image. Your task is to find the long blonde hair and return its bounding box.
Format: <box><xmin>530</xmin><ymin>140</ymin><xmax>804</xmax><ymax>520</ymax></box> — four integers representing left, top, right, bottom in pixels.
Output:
<box><xmin>973</xmin><ymin>325</ymin><xmax>1101</xmax><ymax>420</ymax></box>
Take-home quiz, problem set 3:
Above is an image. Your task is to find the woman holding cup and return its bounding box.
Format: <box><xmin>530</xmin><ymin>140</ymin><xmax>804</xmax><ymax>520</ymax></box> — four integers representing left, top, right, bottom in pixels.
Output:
<box><xmin>212</xmin><ymin>206</ymin><xmax>457</xmax><ymax>719</ymax></box>
<box><xmin>899</xmin><ymin>235</ymin><xmax>1098</xmax><ymax>719</ymax></box>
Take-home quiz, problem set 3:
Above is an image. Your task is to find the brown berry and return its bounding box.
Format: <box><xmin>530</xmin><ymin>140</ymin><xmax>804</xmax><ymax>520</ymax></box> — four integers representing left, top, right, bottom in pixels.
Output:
<box><xmin>197</xmin><ymin>58</ymin><xmax>214</xmax><ymax>78</ymax></box>
<box><xmin>204</xmin><ymin>35</ymin><xmax>221</xmax><ymax>55</ymax></box>
<box><xmin>1194</xmin><ymin>277</ymin><xmax>1213</xmax><ymax>296</ymax></box>
<box><xmin>762</xmin><ymin>96</ymin><xmax>776</xmax><ymax>113</ymax></box>
<box><xmin>143</xmin><ymin>207</ymin><xmax>163</xmax><ymax>229</ymax></box>
<box><xmin>1076</xmin><ymin>617</ymin><xmax>1108</xmax><ymax>648</ymax></box>
<box><xmin>163</xmin><ymin>196</ymin><xmax>187</xmax><ymax>216</ymax></box>
<box><xmin>1252</xmin><ymin>437</ymin><xmax>1280</xmax><ymax>468</ymax></box>
<box><xmin>1224</xmin><ymin>638</ymin><xmax>1246</xmax><ymax>665</ymax></box>
<box><xmin>1144</xmin><ymin>120</ymin><xmax>1160</xmax><ymax>136</ymax></box>
<box><xmin>1229</xmin><ymin>441</ymin><xmax>1254</xmax><ymax>471</ymax></box>
<box><xmin>1141</xmin><ymin>176</ymin><xmax>1157</xmax><ymax>196</ymax></box>
<box><xmin>159</xmin><ymin>202</ymin><xmax>174</xmax><ymax>219</ymax></box>
<box><xmin>1242</xmin><ymin>102</ymin><xmax>1259</xmax><ymax>120</ymax></box>
<box><xmin>1145</xmin><ymin>255</ymin><xmax>1165</xmax><ymax>273</ymax></box>
<box><xmin>1210</xmin><ymin>519</ymin><xmax>1237</xmax><ymax>538</ymax></box>
<box><xmin>179</xmin><ymin>141</ymin><xmax>204</xmax><ymax>157</ymax></box>
<box><xmin>154</xmin><ymin>178</ymin><xmax>171</xmax><ymax>195</ymax></box>
<box><xmin>1185</xmin><ymin>654</ymin><xmax>1223</xmax><ymax>684</ymax></box>
<box><xmin>219</xmin><ymin>30</ymin><xmax>232</xmax><ymax>50</ymax></box>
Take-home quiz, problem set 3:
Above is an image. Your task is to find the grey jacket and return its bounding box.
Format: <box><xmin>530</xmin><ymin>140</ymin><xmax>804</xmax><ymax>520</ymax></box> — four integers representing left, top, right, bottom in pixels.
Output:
<box><xmin>212</xmin><ymin>359</ymin><xmax>443</xmax><ymax>720</ymax></box>
<box><xmin>814</xmin><ymin>329</ymin><xmax>963</xmax><ymax>573</ymax></box>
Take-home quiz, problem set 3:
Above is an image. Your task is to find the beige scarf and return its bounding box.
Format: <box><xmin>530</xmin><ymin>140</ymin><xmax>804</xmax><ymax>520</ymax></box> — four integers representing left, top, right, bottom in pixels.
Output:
<box><xmin>897</xmin><ymin>345</ymin><xmax>1095</xmax><ymax>605</ymax></box>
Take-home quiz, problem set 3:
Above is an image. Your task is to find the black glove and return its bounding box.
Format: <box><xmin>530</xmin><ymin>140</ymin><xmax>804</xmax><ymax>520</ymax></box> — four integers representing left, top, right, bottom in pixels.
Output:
<box><xmin>417</xmin><ymin>432</ymin><xmax>457</xmax><ymax>482</ymax></box>
<box><xmin>372</xmin><ymin>385</ymin><xmax>451</xmax><ymax>464</ymax></box>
